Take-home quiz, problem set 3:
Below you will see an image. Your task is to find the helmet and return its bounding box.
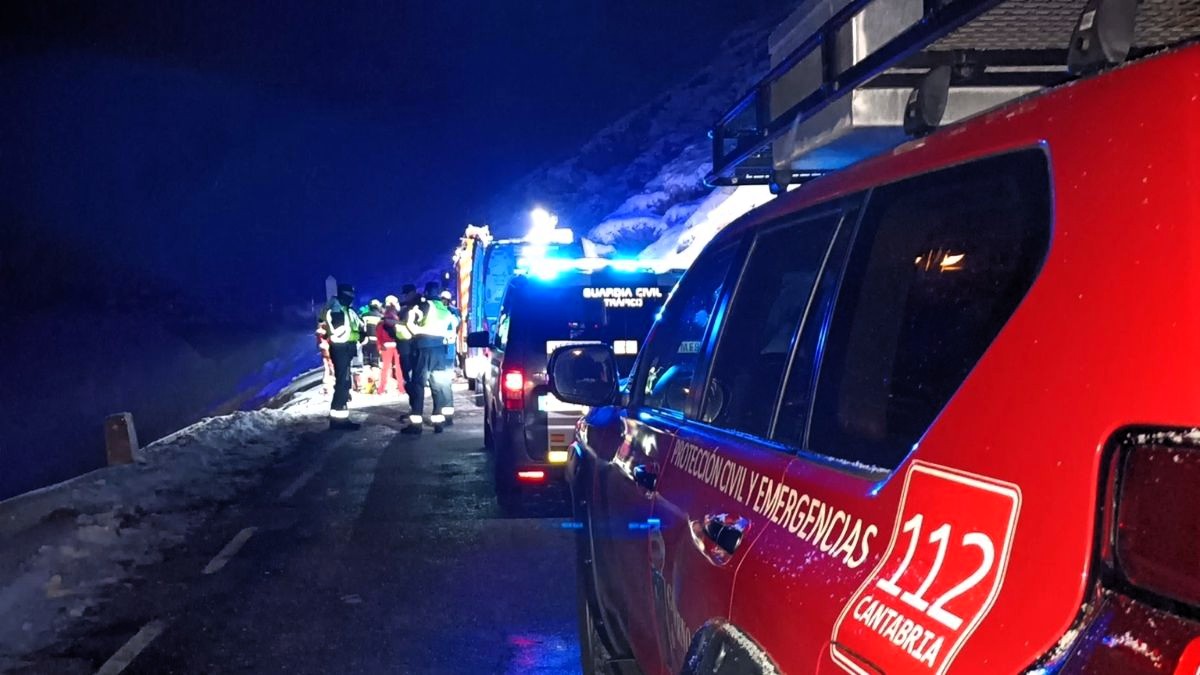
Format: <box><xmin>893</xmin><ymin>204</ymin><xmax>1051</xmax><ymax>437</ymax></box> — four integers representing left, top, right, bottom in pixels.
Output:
<box><xmin>384</xmin><ymin>295</ymin><xmax>400</xmax><ymax>308</ymax></box>
<box><xmin>439</xmin><ymin>290</ymin><xmax>452</xmax><ymax>301</ymax></box>
<box><xmin>370</xmin><ymin>299</ymin><xmax>383</xmax><ymax>309</ymax></box>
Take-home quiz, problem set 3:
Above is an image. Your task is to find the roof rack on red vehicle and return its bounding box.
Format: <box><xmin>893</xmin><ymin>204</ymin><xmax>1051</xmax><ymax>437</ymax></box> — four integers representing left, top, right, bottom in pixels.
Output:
<box><xmin>707</xmin><ymin>0</ymin><xmax>1200</xmax><ymax>190</ymax></box>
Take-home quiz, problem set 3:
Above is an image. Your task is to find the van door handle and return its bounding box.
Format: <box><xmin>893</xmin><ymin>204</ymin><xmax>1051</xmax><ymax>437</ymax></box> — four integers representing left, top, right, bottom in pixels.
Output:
<box><xmin>632</xmin><ymin>463</ymin><xmax>659</xmax><ymax>492</ymax></box>
<box><xmin>702</xmin><ymin>513</ymin><xmax>750</xmax><ymax>556</ymax></box>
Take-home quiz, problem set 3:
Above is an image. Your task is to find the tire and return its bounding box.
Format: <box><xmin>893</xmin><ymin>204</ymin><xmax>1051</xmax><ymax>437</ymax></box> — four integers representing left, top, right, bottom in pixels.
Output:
<box><xmin>483</xmin><ymin>399</ymin><xmax>496</xmax><ymax>451</ymax></box>
<box><xmin>576</xmin><ymin>535</ymin><xmax>609</xmax><ymax>672</ymax></box>
<box><xmin>496</xmin><ymin>484</ymin><xmax>522</xmax><ymax>516</ymax></box>
<box><xmin>495</xmin><ymin>466</ymin><xmax>521</xmax><ymax>515</ymax></box>
<box><xmin>577</xmin><ymin>576</ymin><xmax>609</xmax><ymax>675</ymax></box>
<box><xmin>575</xmin><ymin>489</ymin><xmax>614</xmax><ymax>674</ymax></box>
<box><xmin>493</xmin><ymin>435</ymin><xmax>522</xmax><ymax>515</ymax></box>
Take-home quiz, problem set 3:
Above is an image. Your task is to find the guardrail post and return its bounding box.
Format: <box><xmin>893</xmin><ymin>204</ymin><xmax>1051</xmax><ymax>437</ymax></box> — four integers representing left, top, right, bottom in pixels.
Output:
<box><xmin>105</xmin><ymin>412</ymin><xmax>140</xmax><ymax>466</ymax></box>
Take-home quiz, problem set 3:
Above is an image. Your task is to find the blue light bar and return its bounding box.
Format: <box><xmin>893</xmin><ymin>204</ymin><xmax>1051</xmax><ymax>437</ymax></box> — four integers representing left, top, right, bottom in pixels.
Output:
<box><xmin>514</xmin><ymin>248</ymin><xmax>681</xmax><ymax>279</ymax></box>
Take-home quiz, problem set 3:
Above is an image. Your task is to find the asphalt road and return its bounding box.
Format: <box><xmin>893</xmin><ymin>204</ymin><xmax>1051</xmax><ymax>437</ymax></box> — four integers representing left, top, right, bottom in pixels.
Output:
<box><xmin>25</xmin><ymin>396</ymin><xmax>580</xmax><ymax>674</ymax></box>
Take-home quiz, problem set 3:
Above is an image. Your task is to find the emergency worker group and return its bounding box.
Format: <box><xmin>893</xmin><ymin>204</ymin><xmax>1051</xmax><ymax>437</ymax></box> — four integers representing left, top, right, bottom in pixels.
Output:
<box><xmin>315</xmin><ymin>281</ymin><xmax>459</xmax><ymax>434</ymax></box>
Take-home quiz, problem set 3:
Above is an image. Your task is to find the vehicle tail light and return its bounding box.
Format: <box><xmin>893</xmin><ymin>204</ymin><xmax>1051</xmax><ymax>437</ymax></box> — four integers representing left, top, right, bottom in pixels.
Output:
<box><xmin>502</xmin><ymin>370</ymin><xmax>525</xmax><ymax>411</ymax></box>
<box><xmin>516</xmin><ymin>470</ymin><xmax>546</xmax><ymax>483</ymax></box>
<box><xmin>1114</xmin><ymin>437</ymin><xmax>1200</xmax><ymax>607</ymax></box>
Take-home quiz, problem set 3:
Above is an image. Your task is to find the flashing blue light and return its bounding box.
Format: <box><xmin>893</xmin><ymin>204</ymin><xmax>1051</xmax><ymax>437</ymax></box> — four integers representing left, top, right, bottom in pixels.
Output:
<box><xmin>514</xmin><ymin>246</ymin><xmax>663</xmax><ymax>280</ymax></box>
<box><xmin>528</xmin><ymin>264</ymin><xmax>562</xmax><ymax>281</ymax></box>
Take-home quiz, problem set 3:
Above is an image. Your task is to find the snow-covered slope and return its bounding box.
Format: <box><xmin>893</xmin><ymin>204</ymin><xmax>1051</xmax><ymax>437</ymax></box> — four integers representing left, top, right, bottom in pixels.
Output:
<box><xmin>0</xmin><ymin>388</ymin><xmax>326</xmax><ymax>668</ymax></box>
<box><xmin>637</xmin><ymin>184</ymin><xmax>776</xmax><ymax>268</ymax></box>
<box><xmin>485</xmin><ymin>12</ymin><xmax>790</xmax><ymax>262</ymax></box>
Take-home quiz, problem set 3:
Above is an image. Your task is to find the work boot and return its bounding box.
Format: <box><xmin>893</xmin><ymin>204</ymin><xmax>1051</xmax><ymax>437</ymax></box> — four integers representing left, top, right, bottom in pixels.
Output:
<box><xmin>401</xmin><ymin>414</ymin><xmax>423</xmax><ymax>435</ymax></box>
<box><xmin>433</xmin><ymin>423</ymin><xmax>445</xmax><ymax>434</ymax></box>
<box><xmin>330</xmin><ymin>418</ymin><xmax>360</xmax><ymax>430</ymax></box>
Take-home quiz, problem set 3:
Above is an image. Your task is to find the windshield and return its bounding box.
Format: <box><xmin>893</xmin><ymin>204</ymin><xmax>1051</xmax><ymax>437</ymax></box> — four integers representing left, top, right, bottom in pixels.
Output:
<box><xmin>482</xmin><ymin>243</ymin><xmax>521</xmax><ymax>325</ymax></box>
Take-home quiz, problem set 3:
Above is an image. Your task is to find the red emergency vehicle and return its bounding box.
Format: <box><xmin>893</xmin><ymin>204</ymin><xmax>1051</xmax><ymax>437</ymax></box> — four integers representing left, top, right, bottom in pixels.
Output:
<box><xmin>547</xmin><ymin>0</ymin><xmax>1200</xmax><ymax>672</ymax></box>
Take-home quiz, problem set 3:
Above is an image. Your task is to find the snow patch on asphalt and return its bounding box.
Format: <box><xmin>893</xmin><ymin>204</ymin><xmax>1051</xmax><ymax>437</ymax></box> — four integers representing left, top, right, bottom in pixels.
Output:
<box><xmin>0</xmin><ymin>385</ymin><xmax>327</xmax><ymax>670</ymax></box>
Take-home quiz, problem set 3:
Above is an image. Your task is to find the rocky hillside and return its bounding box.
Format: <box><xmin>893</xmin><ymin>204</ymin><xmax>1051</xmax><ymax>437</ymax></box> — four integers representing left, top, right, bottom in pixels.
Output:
<box><xmin>484</xmin><ymin>8</ymin><xmax>793</xmax><ymax>261</ymax></box>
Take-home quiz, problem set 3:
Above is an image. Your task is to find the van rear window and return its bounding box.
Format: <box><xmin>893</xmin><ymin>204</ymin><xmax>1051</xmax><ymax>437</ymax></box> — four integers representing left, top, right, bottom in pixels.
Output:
<box><xmin>516</xmin><ymin>288</ymin><xmax>663</xmax><ymax>340</ymax></box>
<box><xmin>806</xmin><ymin>149</ymin><xmax>1051</xmax><ymax>469</ymax></box>
<box><xmin>510</xmin><ymin>280</ymin><xmax>672</xmax><ymax>371</ymax></box>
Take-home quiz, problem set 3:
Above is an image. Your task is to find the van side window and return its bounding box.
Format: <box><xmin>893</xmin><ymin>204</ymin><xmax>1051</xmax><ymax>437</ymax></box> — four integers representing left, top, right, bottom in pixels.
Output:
<box><xmin>699</xmin><ymin>214</ymin><xmax>840</xmax><ymax>438</ymax></box>
<box><xmin>495</xmin><ymin>304</ymin><xmax>511</xmax><ymax>350</ymax></box>
<box><xmin>638</xmin><ymin>244</ymin><xmax>739</xmax><ymax>416</ymax></box>
<box><xmin>809</xmin><ymin>150</ymin><xmax>1051</xmax><ymax>469</ymax></box>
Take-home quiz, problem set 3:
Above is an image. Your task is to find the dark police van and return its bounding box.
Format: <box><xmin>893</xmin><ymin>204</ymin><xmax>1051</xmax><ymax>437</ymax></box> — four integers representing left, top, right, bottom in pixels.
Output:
<box><xmin>469</xmin><ymin>264</ymin><xmax>681</xmax><ymax>510</ymax></box>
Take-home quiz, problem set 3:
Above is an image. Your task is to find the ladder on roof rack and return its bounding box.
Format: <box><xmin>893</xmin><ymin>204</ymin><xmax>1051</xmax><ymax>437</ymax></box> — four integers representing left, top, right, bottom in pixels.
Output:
<box><xmin>707</xmin><ymin>0</ymin><xmax>1200</xmax><ymax>189</ymax></box>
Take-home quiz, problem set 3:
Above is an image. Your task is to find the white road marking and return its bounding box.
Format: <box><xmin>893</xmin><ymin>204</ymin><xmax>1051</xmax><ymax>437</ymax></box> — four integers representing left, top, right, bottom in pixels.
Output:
<box><xmin>279</xmin><ymin>463</ymin><xmax>323</xmax><ymax>501</ymax></box>
<box><xmin>278</xmin><ymin>435</ymin><xmax>351</xmax><ymax>501</ymax></box>
<box><xmin>95</xmin><ymin>619</ymin><xmax>168</xmax><ymax>675</ymax></box>
<box><xmin>202</xmin><ymin>527</ymin><xmax>258</xmax><ymax>575</ymax></box>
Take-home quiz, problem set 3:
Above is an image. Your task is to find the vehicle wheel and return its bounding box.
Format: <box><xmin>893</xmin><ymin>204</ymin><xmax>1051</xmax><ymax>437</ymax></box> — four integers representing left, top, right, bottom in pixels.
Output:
<box><xmin>496</xmin><ymin>483</ymin><xmax>522</xmax><ymax>516</ymax></box>
<box><xmin>577</xmin><ymin>527</ymin><xmax>610</xmax><ymax>675</ymax></box>
<box><xmin>495</xmin><ymin>466</ymin><xmax>521</xmax><ymax>515</ymax></box>
<box><xmin>493</xmin><ymin>440</ymin><xmax>522</xmax><ymax>515</ymax></box>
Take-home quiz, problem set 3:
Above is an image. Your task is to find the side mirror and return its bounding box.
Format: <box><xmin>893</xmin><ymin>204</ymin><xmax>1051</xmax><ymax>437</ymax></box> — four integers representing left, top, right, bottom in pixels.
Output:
<box><xmin>466</xmin><ymin>331</ymin><xmax>491</xmax><ymax>348</ymax></box>
<box><xmin>548</xmin><ymin>344</ymin><xmax>619</xmax><ymax>408</ymax></box>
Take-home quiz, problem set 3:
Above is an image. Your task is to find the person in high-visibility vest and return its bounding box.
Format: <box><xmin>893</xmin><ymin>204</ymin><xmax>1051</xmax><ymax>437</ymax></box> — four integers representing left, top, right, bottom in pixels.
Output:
<box><xmin>436</xmin><ymin>289</ymin><xmax>461</xmax><ymax>425</ymax></box>
<box><xmin>377</xmin><ymin>295</ymin><xmax>405</xmax><ymax>395</ymax></box>
<box><xmin>395</xmin><ymin>283</ymin><xmax>418</xmax><ymax>393</ymax></box>
<box><xmin>361</xmin><ymin>299</ymin><xmax>383</xmax><ymax>370</ymax></box>
<box><xmin>402</xmin><ymin>282</ymin><xmax>458</xmax><ymax>434</ymax></box>
<box><xmin>318</xmin><ymin>283</ymin><xmax>367</xmax><ymax>429</ymax></box>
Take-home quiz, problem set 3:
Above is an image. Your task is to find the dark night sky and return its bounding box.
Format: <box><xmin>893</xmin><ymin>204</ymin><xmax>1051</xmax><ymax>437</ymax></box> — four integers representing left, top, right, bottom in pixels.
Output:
<box><xmin>0</xmin><ymin>0</ymin><xmax>781</xmax><ymax>305</ymax></box>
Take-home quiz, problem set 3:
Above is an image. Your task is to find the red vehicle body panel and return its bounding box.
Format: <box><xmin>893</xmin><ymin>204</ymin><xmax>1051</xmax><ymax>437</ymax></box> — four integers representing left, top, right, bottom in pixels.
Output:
<box><xmin>651</xmin><ymin>419</ymin><xmax>790</xmax><ymax>673</ymax></box>
<box><xmin>727</xmin><ymin>46</ymin><xmax>1200</xmax><ymax>673</ymax></box>
<box><xmin>574</xmin><ymin>44</ymin><xmax>1200</xmax><ymax>675</ymax></box>
<box><xmin>590</xmin><ymin>410</ymin><xmax>666</xmax><ymax>668</ymax></box>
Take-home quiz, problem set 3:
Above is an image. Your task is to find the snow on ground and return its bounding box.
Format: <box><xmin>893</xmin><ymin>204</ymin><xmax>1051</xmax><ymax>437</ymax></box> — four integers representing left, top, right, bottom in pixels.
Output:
<box><xmin>0</xmin><ymin>376</ymin><xmax>332</xmax><ymax>671</ymax></box>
